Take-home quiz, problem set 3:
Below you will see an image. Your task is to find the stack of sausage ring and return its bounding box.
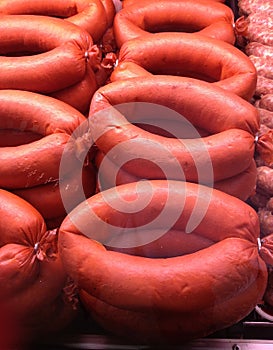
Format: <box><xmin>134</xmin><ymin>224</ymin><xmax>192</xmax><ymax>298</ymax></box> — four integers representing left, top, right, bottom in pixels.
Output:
<box><xmin>59</xmin><ymin>180</ymin><xmax>270</xmax><ymax>344</ymax></box>
<box><xmin>57</xmin><ymin>0</ymin><xmax>273</xmax><ymax>345</ymax></box>
<box><xmin>3</xmin><ymin>0</ymin><xmax>273</xmax><ymax>347</ymax></box>
<box><xmin>91</xmin><ymin>75</ymin><xmax>259</xmax><ymax>201</ymax></box>
<box><xmin>110</xmin><ymin>32</ymin><xmax>257</xmax><ymax>101</ymax></box>
<box><xmin>113</xmin><ymin>0</ymin><xmax>236</xmax><ymax>47</ymax></box>
<box><xmin>0</xmin><ymin>0</ymin><xmax>114</xmax><ymax>43</ymax></box>
<box><xmin>0</xmin><ymin>14</ymin><xmax>111</xmax><ymax>113</ymax></box>
<box><xmin>0</xmin><ymin>89</ymin><xmax>96</xmax><ymax>228</ymax></box>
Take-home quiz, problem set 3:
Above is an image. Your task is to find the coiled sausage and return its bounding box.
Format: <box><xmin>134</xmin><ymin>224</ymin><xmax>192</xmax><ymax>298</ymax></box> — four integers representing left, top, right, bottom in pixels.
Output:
<box><xmin>0</xmin><ymin>90</ymin><xmax>88</xmax><ymax>188</ymax></box>
<box><xmin>0</xmin><ymin>0</ymin><xmax>109</xmax><ymax>42</ymax></box>
<box><xmin>0</xmin><ymin>15</ymin><xmax>100</xmax><ymax>110</ymax></box>
<box><xmin>114</xmin><ymin>0</ymin><xmax>235</xmax><ymax>47</ymax></box>
<box><xmin>59</xmin><ymin>180</ymin><xmax>267</xmax><ymax>343</ymax></box>
<box><xmin>89</xmin><ymin>76</ymin><xmax>257</xmax><ymax>185</ymax></box>
<box><xmin>111</xmin><ymin>32</ymin><xmax>257</xmax><ymax>100</ymax></box>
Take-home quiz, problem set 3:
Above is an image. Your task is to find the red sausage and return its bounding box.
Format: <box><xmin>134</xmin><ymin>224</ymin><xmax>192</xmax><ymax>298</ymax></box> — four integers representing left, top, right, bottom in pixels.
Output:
<box><xmin>96</xmin><ymin>151</ymin><xmax>257</xmax><ymax>201</ymax></box>
<box><xmin>0</xmin><ymin>189</ymin><xmax>77</xmax><ymax>342</ymax></box>
<box><xmin>51</xmin><ymin>65</ymin><xmax>98</xmax><ymax>114</ymax></box>
<box><xmin>0</xmin><ymin>0</ymin><xmax>109</xmax><ymax>42</ymax></box>
<box><xmin>89</xmin><ymin>76</ymin><xmax>257</xmax><ymax>184</ymax></box>
<box><xmin>80</xmin><ymin>270</ymin><xmax>265</xmax><ymax>345</ymax></box>
<box><xmin>13</xmin><ymin>163</ymin><xmax>96</xmax><ymax>220</ymax></box>
<box><xmin>0</xmin><ymin>89</ymin><xmax>87</xmax><ymax>188</ymax></box>
<box><xmin>91</xmin><ymin>76</ymin><xmax>259</xmax><ymax>136</ymax></box>
<box><xmin>100</xmin><ymin>0</ymin><xmax>116</xmax><ymax>26</ymax></box>
<box><xmin>112</xmin><ymin>32</ymin><xmax>257</xmax><ymax>100</ymax></box>
<box><xmin>213</xmin><ymin>159</ymin><xmax>257</xmax><ymax>200</ymax></box>
<box><xmin>0</xmin><ymin>15</ymin><xmax>98</xmax><ymax>96</ymax></box>
<box><xmin>114</xmin><ymin>0</ymin><xmax>235</xmax><ymax>47</ymax></box>
<box><xmin>0</xmin><ymin>129</ymin><xmax>41</xmax><ymax>146</ymax></box>
<box><xmin>58</xmin><ymin>180</ymin><xmax>267</xmax><ymax>335</ymax></box>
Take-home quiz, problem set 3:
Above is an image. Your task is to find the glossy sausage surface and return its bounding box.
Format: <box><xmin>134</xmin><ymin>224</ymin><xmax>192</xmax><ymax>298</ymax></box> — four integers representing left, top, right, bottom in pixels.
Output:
<box><xmin>112</xmin><ymin>32</ymin><xmax>257</xmax><ymax>100</ymax></box>
<box><xmin>114</xmin><ymin>0</ymin><xmax>235</xmax><ymax>47</ymax></box>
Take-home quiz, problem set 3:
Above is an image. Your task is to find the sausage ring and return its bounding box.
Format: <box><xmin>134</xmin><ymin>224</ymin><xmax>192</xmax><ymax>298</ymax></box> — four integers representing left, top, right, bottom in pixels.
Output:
<box><xmin>59</xmin><ymin>180</ymin><xmax>267</xmax><ymax>343</ymax></box>
<box><xmin>114</xmin><ymin>0</ymin><xmax>235</xmax><ymax>47</ymax></box>
<box><xmin>100</xmin><ymin>0</ymin><xmax>116</xmax><ymax>26</ymax></box>
<box><xmin>96</xmin><ymin>151</ymin><xmax>257</xmax><ymax>201</ymax></box>
<box><xmin>0</xmin><ymin>189</ymin><xmax>77</xmax><ymax>342</ymax></box>
<box><xmin>89</xmin><ymin>76</ymin><xmax>257</xmax><ymax>185</ymax></box>
<box><xmin>0</xmin><ymin>0</ymin><xmax>110</xmax><ymax>42</ymax></box>
<box><xmin>111</xmin><ymin>32</ymin><xmax>257</xmax><ymax>100</ymax></box>
<box><xmin>0</xmin><ymin>89</ymin><xmax>87</xmax><ymax>189</ymax></box>
<box><xmin>0</xmin><ymin>15</ymin><xmax>99</xmax><ymax>110</ymax></box>
<box><xmin>13</xmin><ymin>162</ymin><xmax>96</xmax><ymax>222</ymax></box>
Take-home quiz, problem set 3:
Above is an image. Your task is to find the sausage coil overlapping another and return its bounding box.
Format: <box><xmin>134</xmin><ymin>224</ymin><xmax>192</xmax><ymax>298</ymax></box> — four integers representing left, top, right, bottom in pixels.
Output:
<box><xmin>58</xmin><ymin>180</ymin><xmax>268</xmax><ymax>344</ymax></box>
<box><xmin>0</xmin><ymin>90</ymin><xmax>95</xmax><ymax>226</ymax></box>
<box><xmin>0</xmin><ymin>0</ymin><xmax>110</xmax><ymax>43</ymax></box>
<box><xmin>0</xmin><ymin>15</ymin><xmax>101</xmax><ymax>112</ymax></box>
<box><xmin>90</xmin><ymin>75</ymin><xmax>258</xmax><ymax>197</ymax></box>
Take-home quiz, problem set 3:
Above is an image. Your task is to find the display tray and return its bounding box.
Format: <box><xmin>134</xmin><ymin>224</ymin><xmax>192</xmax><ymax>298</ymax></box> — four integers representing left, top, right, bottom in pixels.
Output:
<box><xmin>29</xmin><ymin>308</ymin><xmax>273</xmax><ymax>349</ymax></box>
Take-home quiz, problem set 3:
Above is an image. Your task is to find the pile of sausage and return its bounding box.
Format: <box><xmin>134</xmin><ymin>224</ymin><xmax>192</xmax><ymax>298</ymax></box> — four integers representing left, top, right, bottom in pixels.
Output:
<box><xmin>235</xmin><ymin>2</ymin><xmax>273</xmax><ymax>238</ymax></box>
<box><xmin>2</xmin><ymin>0</ymin><xmax>273</xmax><ymax>347</ymax></box>
<box><xmin>234</xmin><ymin>0</ymin><xmax>273</xmax><ymax>316</ymax></box>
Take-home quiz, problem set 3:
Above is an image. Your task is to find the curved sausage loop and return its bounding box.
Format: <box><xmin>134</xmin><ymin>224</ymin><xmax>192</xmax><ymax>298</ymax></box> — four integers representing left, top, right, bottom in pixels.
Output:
<box><xmin>0</xmin><ymin>15</ymin><xmax>100</xmax><ymax>110</ymax></box>
<box><xmin>0</xmin><ymin>0</ymin><xmax>110</xmax><ymax>42</ymax></box>
<box><xmin>0</xmin><ymin>89</ymin><xmax>88</xmax><ymax>189</ymax></box>
<box><xmin>112</xmin><ymin>32</ymin><xmax>257</xmax><ymax>100</ymax></box>
<box><xmin>114</xmin><ymin>0</ymin><xmax>235</xmax><ymax>47</ymax></box>
<box><xmin>58</xmin><ymin>180</ymin><xmax>268</xmax><ymax>344</ymax></box>
<box><xmin>89</xmin><ymin>76</ymin><xmax>257</xmax><ymax>191</ymax></box>
<box><xmin>0</xmin><ymin>189</ymin><xmax>77</xmax><ymax>342</ymax></box>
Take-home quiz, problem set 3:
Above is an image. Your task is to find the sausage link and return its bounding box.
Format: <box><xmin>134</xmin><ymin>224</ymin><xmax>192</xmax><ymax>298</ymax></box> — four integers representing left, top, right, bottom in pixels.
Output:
<box><xmin>113</xmin><ymin>32</ymin><xmax>257</xmax><ymax>100</ymax></box>
<box><xmin>114</xmin><ymin>0</ymin><xmax>235</xmax><ymax>47</ymax></box>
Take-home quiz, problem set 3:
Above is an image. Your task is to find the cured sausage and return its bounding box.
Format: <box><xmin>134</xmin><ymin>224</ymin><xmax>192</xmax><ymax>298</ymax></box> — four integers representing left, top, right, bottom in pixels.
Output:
<box><xmin>213</xmin><ymin>159</ymin><xmax>257</xmax><ymax>200</ymax></box>
<box><xmin>58</xmin><ymin>180</ymin><xmax>268</xmax><ymax>343</ymax></box>
<box><xmin>51</xmin><ymin>65</ymin><xmax>98</xmax><ymax>114</ymax></box>
<box><xmin>0</xmin><ymin>15</ymin><xmax>100</xmax><ymax>108</ymax></box>
<box><xmin>114</xmin><ymin>0</ymin><xmax>235</xmax><ymax>47</ymax></box>
<box><xmin>0</xmin><ymin>89</ymin><xmax>88</xmax><ymax>188</ymax></box>
<box><xmin>89</xmin><ymin>76</ymin><xmax>257</xmax><ymax>184</ymax></box>
<box><xmin>79</xmin><ymin>273</ymin><xmax>264</xmax><ymax>344</ymax></box>
<box><xmin>0</xmin><ymin>189</ymin><xmax>77</xmax><ymax>343</ymax></box>
<box><xmin>112</xmin><ymin>32</ymin><xmax>257</xmax><ymax>100</ymax></box>
<box><xmin>100</xmin><ymin>0</ymin><xmax>116</xmax><ymax>26</ymax></box>
<box><xmin>0</xmin><ymin>129</ymin><xmax>41</xmax><ymax>146</ymax></box>
<box><xmin>96</xmin><ymin>151</ymin><xmax>257</xmax><ymax>201</ymax></box>
<box><xmin>0</xmin><ymin>0</ymin><xmax>109</xmax><ymax>42</ymax></box>
<box><xmin>91</xmin><ymin>76</ymin><xmax>259</xmax><ymax>136</ymax></box>
<box><xmin>13</xmin><ymin>163</ymin><xmax>96</xmax><ymax>220</ymax></box>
